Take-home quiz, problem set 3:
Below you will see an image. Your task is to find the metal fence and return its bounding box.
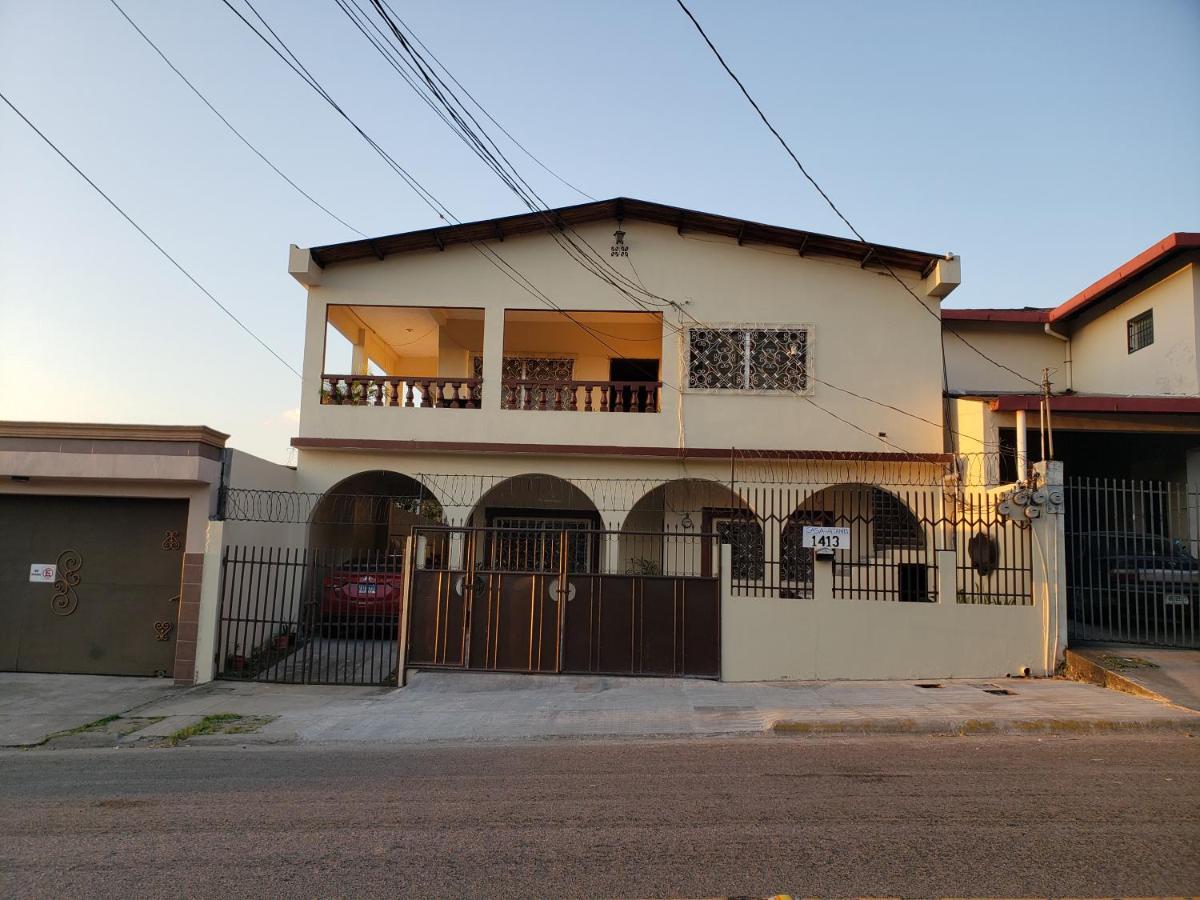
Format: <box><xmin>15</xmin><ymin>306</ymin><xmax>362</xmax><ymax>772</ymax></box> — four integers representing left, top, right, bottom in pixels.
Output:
<box><xmin>217</xmin><ymin>546</ymin><xmax>402</xmax><ymax>685</ymax></box>
<box><xmin>1065</xmin><ymin>478</ymin><xmax>1199</xmax><ymax>648</ymax></box>
<box><xmin>727</xmin><ymin>484</ymin><xmax>1032</xmax><ymax>605</ymax></box>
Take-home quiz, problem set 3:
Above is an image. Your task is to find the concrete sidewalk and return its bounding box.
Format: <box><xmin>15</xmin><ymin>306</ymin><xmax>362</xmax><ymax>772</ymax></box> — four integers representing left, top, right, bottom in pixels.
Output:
<box><xmin>120</xmin><ymin>670</ymin><xmax>1200</xmax><ymax>747</ymax></box>
<box><xmin>7</xmin><ymin>670</ymin><xmax>1198</xmax><ymax>749</ymax></box>
<box><xmin>0</xmin><ymin>673</ymin><xmax>179</xmax><ymax>747</ymax></box>
<box><xmin>1067</xmin><ymin>643</ymin><xmax>1200</xmax><ymax>711</ymax></box>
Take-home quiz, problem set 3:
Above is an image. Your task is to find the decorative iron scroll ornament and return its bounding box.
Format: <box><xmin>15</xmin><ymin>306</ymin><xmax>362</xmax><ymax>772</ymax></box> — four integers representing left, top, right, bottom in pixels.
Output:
<box><xmin>50</xmin><ymin>549</ymin><xmax>82</xmax><ymax>616</ymax></box>
<box><xmin>162</xmin><ymin>530</ymin><xmax>182</xmax><ymax>551</ymax></box>
<box><xmin>153</xmin><ymin>621</ymin><xmax>174</xmax><ymax>641</ymax></box>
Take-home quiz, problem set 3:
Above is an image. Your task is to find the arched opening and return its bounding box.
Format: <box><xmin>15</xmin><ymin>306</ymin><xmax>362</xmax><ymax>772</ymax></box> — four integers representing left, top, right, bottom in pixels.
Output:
<box><xmin>466</xmin><ymin>474</ymin><xmax>602</xmax><ymax>573</ymax></box>
<box><xmin>621</xmin><ymin>478</ymin><xmax>761</xmax><ymax>579</ymax></box>
<box><xmin>308</xmin><ymin>470</ymin><xmax>444</xmax><ymax>555</ymax></box>
<box><xmin>781</xmin><ymin>483</ymin><xmax>927</xmax><ymax>600</ymax></box>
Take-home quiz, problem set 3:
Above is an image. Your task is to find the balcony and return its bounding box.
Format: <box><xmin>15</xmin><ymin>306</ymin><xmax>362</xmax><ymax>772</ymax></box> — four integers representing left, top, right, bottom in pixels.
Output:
<box><xmin>499</xmin><ymin>309</ymin><xmax>662</xmax><ymax>414</ymax></box>
<box><xmin>320</xmin><ymin>305</ymin><xmax>663</xmax><ymax>415</ymax></box>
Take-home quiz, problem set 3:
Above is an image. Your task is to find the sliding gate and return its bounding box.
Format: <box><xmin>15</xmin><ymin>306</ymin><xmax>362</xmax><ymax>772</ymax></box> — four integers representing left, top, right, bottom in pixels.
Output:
<box><xmin>407</xmin><ymin>526</ymin><xmax>721</xmax><ymax>678</ymax></box>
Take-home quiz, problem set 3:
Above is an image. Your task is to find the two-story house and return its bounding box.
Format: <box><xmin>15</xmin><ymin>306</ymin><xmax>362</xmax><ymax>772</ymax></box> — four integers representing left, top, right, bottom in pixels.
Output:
<box><xmin>286</xmin><ymin>198</ymin><xmax>960</xmax><ymax>562</ymax></box>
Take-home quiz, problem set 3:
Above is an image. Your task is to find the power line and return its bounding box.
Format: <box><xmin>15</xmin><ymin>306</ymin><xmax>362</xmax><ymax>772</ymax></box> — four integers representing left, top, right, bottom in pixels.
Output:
<box><xmin>672</xmin><ymin>0</ymin><xmax>1042</xmax><ymax>391</ymax></box>
<box><xmin>223</xmin><ymin>0</ymin><xmax>960</xmax><ymax>462</ymax></box>
<box><xmin>106</xmin><ymin>0</ymin><xmax>365</xmax><ymax>237</ymax></box>
<box><xmin>0</xmin><ymin>89</ymin><xmax>301</xmax><ymax>378</ymax></box>
<box><xmin>219</xmin><ymin>0</ymin><xmax>685</xmax><ymax>390</ymax></box>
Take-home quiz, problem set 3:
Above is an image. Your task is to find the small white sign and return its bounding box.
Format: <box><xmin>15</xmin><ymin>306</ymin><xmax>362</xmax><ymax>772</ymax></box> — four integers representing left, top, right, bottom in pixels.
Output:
<box><xmin>29</xmin><ymin>564</ymin><xmax>57</xmax><ymax>583</ymax></box>
<box><xmin>801</xmin><ymin>526</ymin><xmax>851</xmax><ymax>550</ymax></box>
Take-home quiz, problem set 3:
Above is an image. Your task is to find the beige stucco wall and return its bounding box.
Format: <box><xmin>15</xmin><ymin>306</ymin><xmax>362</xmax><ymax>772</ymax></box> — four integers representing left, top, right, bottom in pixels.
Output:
<box><xmin>721</xmin><ymin>595</ymin><xmax>1044</xmax><ymax>680</ymax></box>
<box><xmin>1070</xmin><ymin>264</ymin><xmax>1199</xmax><ymax>396</ymax></box>
<box><xmin>298</xmin><ymin>220</ymin><xmax>947</xmax><ymax>454</ymax></box>
<box><xmin>943</xmin><ymin>321</ymin><xmax>1066</xmax><ymax>395</ymax></box>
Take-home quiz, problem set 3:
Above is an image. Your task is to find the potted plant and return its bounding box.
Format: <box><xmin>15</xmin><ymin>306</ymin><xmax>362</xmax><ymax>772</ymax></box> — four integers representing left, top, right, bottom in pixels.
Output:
<box><xmin>228</xmin><ymin>646</ymin><xmax>246</xmax><ymax>673</ymax></box>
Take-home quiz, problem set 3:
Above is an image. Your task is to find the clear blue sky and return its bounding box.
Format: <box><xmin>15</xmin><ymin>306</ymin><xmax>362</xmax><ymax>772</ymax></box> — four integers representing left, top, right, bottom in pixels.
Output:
<box><xmin>2</xmin><ymin>0</ymin><xmax>1197</xmax><ymax>462</ymax></box>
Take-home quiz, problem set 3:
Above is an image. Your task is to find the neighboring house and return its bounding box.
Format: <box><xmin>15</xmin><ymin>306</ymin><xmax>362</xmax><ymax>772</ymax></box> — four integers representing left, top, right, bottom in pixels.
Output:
<box><xmin>945</xmin><ymin>232</ymin><xmax>1200</xmax><ymax>483</ymax></box>
<box><xmin>944</xmin><ymin>233</ymin><xmax>1200</xmax><ymax>650</ymax></box>
<box><xmin>0</xmin><ymin>422</ymin><xmax>296</xmax><ymax>684</ymax></box>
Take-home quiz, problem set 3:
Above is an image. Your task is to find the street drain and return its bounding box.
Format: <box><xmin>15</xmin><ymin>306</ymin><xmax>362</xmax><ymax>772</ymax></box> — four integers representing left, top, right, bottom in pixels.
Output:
<box><xmin>914</xmin><ymin>682</ymin><xmax>942</xmax><ymax>689</ymax></box>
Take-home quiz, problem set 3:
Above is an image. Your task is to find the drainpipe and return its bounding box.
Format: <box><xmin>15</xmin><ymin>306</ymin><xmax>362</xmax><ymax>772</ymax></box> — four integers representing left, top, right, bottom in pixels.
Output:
<box><xmin>1015</xmin><ymin>408</ymin><xmax>1028</xmax><ymax>482</ymax></box>
<box><xmin>1043</xmin><ymin>323</ymin><xmax>1071</xmax><ymax>391</ymax></box>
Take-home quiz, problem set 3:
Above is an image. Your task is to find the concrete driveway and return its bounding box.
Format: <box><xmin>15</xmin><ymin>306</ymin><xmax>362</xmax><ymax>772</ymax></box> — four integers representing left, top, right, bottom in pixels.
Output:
<box><xmin>0</xmin><ymin>673</ymin><xmax>180</xmax><ymax>747</ymax></box>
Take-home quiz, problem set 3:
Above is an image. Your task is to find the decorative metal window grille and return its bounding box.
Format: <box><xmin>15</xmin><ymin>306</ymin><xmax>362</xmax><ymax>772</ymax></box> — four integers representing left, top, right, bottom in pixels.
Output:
<box><xmin>871</xmin><ymin>489</ymin><xmax>924</xmax><ymax>551</ymax></box>
<box><xmin>713</xmin><ymin>517</ymin><xmax>765</xmax><ymax>580</ymax></box>
<box><xmin>687</xmin><ymin>327</ymin><xmax>808</xmax><ymax>392</ymax></box>
<box><xmin>502</xmin><ymin>356</ymin><xmax>575</xmax><ymax>381</ymax></box>
<box><xmin>472</xmin><ymin>355</ymin><xmax>483</xmax><ymax>379</ymax></box>
<box><xmin>1127</xmin><ymin>310</ymin><xmax>1153</xmax><ymax>354</ymax></box>
<box><xmin>488</xmin><ymin>516</ymin><xmax>593</xmax><ymax>573</ymax></box>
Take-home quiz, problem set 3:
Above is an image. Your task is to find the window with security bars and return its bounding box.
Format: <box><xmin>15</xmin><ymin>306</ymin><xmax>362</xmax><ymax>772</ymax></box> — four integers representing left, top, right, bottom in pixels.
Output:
<box><xmin>713</xmin><ymin>517</ymin><xmax>765</xmax><ymax>580</ymax></box>
<box><xmin>487</xmin><ymin>516</ymin><xmax>594</xmax><ymax>573</ymax></box>
<box><xmin>501</xmin><ymin>356</ymin><xmax>575</xmax><ymax>408</ymax></box>
<box><xmin>687</xmin><ymin>327</ymin><xmax>808</xmax><ymax>392</ymax></box>
<box><xmin>1127</xmin><ymin>310</ymin><xmax>1153</xmax><ymax>354</ymax></box>
<box><xmin>871</xmin><ymin>489</ymin><xmax>924</xmax><ymax>552</ymax></box>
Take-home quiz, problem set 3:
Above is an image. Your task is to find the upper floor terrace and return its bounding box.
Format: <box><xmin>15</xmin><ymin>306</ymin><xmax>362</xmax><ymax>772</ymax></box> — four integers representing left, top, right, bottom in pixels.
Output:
<box><xmin>290</xmin><ymin>198</ymin><xmax>959</xmax><ymax>456</ymax></box>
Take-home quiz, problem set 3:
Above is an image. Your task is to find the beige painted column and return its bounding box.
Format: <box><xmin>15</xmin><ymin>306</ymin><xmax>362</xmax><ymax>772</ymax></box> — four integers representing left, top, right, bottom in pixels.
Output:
<box><xmin>1031</xmin><ymin>461</ymin><xmax>1067</xmax><ymax>675</ymax></box>
<box><xmin>813</xmin><ymin>554</ymin><xmax>834</xmax><ymax>600</ymax></box>
<box><xmin>350</xmin><ymin>327</ymin><xmax>368</xmax><ymax>376</ymax></box>
<box><xmin>480</xmin><ymin>306</ymin><xmax>505</xmax><ymax>410</ymax></box>
<box><xmin>191</xmin><ymin>519</ymin><xmax>225</xmax><ymax>685</ymax></box>
<box><xmin>935</xmin><ymin>549</ymin><xmax>957</xmax><ymax>604</ymax></box>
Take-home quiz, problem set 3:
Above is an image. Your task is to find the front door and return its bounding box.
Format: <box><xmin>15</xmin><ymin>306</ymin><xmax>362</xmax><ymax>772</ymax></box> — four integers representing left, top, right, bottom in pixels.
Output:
<box><xmin>608</xmin><ymin>358</ymin><xmax>659</xmax><ymax>412</ymax></box>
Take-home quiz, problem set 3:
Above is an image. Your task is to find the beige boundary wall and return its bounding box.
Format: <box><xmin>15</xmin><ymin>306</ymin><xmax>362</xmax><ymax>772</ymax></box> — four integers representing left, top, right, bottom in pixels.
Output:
<box><xmin>720</xmin><ymin>462</ymin><xmax>1066</xmax><ymax>681</ymax></box>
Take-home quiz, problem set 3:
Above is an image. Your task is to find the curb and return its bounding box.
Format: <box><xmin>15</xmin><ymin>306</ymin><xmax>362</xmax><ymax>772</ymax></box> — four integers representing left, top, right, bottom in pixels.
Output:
<box><xmin>1062</xmin><ymin>648</ymin><xmax>1171</xmax><ymax>704</ymax></box>
<box><xmin>770</xmin><ymin>716</ymin><xmax>1199</xmax><ymax>736</ymax></box>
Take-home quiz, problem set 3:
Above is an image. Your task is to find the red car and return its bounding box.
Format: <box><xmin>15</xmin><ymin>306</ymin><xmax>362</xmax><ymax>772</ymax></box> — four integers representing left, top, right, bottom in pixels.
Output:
<box><xmin>320</xmin><ymin>556</ymin><xmax>405</xmax><ymax>635</ymax></box>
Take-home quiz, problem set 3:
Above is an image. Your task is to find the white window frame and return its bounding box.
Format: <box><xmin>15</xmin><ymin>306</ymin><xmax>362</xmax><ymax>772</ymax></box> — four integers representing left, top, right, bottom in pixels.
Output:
<box><xmin>683</xmin><ymin>323</ymin><xmax>814</xmax><ymax>395</ymax></box>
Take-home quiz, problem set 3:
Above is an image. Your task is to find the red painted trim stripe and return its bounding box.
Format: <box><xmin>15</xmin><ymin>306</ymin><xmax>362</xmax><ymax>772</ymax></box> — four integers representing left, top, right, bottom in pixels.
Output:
<box><xmin>290</xmin><ymin>436</ymin><xmax>952</xmax><ymax>463</ymax></box>
<box><xmin>990</xmin><ymin>395</ymin><xmax>1200</xmax><ymax>414</ymax></box>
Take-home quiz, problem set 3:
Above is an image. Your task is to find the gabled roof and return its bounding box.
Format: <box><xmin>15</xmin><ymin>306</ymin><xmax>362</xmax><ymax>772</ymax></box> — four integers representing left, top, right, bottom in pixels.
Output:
<box><xmin>1048</xmin><ymin>232</ymin><xmax>1200</xmax><ymax>323</ymax></box>
<box><xmin>941</xmin><ymin>232</ymin><xmax>1199</xmax><ymax>329</ymax></box>
<box><xmin>306</xmin><ymin>197</ymin><xmax>947</xmax><ymax>276</ymax></box>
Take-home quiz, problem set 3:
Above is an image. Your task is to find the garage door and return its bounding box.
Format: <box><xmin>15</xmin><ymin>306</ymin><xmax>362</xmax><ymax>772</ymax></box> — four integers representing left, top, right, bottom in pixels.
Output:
<box><xmin>0</xmin><ymin>495</ymin><xmax>188</xmax><ymax>676</ymax></box>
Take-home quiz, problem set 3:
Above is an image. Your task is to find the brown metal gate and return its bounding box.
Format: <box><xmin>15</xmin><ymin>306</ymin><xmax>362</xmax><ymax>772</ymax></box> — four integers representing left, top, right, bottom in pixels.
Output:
<box><xmin>0</xmin><ymin>495</ymin><xmax>187</xmax><ymax>676</ymax></box>
<box><xmin>407</xmin><ymin>526</ymin><xmax>721</xmax><ymax>678</ymax></box>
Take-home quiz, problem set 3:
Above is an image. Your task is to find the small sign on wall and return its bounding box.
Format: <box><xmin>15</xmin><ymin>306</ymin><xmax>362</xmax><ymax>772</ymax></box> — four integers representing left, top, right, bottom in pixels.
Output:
<box><xmin>801</xmin><ymin>526</ymin><xmax>851</xmax><ymax>551</ymax></box>
<box><xmin>29</xmin><ymin>564</ymin><xmax>57</xmax><ymax>583</ymax></box>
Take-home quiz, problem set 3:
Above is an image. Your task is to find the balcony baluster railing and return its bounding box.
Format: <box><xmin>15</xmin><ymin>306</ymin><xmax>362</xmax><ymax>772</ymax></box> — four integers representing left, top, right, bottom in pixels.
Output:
<box><xmin>502</xmin><ymin>379</ymin><xmax>660</xmax><ymax>413</ymax></box>
<box><xmin>321</xmin><ymin>374</ymin><xmax>482</xmax><ymax>409</ymax></box>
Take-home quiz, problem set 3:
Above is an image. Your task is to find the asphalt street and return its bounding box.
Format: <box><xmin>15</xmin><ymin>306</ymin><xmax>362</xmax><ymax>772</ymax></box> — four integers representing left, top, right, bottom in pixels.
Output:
<box><xmin>2</xmin><ymin>734</ymin><xmax>1197</xmax><ymax>898</ymax></box>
